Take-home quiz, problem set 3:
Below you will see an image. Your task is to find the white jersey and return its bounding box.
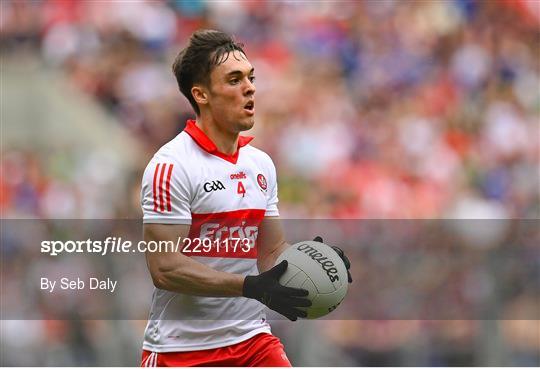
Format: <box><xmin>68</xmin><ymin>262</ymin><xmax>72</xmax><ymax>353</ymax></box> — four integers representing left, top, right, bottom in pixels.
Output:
<box><xmin>140</xmin><ymin>120</ymin><xmax>278</xmax><ymax>352</ymax></box>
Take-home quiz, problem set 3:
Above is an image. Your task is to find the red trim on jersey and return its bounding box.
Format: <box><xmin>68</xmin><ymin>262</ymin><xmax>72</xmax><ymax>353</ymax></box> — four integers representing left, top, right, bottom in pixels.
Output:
<box><xmin>184</xmin><ymin>120</ymin><xmax>254</xmax><ymax>164</ymax></box>
<box><xmin>158</xmin><ymin>164</ymin><xmax>167</xmax><ymax>212</ymax></box>
<box><xmin>165</xmin><ymin>164</ymin><xmax>174</xmax><ymax>212</ymax></box>
<box><xmin>186</xmin><ymin>209</ymin><xmax>266</xmax><ymax>259</ymax></box>
<box><xmin>152</xmin><ymin>163</ymin><xmax>160</xmax><ymax>212</ymax></box>
<box><xmin>191</xmin><ymin>208</ymin><xmax>266</xmax><ymax>220</ymax></box>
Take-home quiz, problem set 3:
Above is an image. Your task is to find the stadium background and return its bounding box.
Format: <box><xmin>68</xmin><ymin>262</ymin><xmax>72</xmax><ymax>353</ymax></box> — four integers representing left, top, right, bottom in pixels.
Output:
<box><xmin>1</xmin><ymin>0</ymin><xmax>539</xmax><ymax>366</ymax></box>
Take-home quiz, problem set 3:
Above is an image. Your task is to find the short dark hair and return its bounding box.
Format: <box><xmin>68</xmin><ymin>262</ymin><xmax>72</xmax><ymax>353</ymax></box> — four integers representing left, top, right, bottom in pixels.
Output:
<box><xmin>172</xmin><ymin>29</ymin><xmax>246</xmax><ymax>116</ymax></box>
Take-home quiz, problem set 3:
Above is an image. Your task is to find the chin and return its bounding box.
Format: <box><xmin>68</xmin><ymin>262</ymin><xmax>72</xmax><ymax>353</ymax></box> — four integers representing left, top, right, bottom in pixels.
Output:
<box><xmin>238</xmin><ymin>118</ymin><xmax>255</xmax><ymax>131</ymax></box>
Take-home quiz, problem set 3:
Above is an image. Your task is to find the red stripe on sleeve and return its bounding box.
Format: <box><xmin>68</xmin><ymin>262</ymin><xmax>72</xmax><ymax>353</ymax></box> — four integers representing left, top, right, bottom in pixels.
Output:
<box><xmin>152</xmin><ymin>163</ymin><xmax>160</xmax><ymax>212</ymax></box>
<box><xmin>165</xmin><ymin>164</ymin><xmax>174</xmax><ymax>212</ymax></box>
<box><xmin>158</xmin><ymin>163</ymin><xmax>167</xmax><ymax>212</ymax></box>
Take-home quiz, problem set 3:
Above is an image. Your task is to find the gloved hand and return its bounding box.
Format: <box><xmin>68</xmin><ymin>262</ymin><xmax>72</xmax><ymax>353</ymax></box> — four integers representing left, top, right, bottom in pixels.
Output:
<box><xmin>313</xmin><ymin>236</ymin><xmax>353</xmax><ymax>283</ymax></box>
<box><xmin>243</xmin><ymin>260</ymin><xmax>312</xmax><ymax>321</ymax></box>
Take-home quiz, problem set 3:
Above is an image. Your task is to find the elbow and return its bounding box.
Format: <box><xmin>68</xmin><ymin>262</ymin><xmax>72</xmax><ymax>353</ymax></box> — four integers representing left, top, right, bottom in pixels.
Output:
<box><xmin>150</xmin><ymin>265</ymin><xmax>186</xmax><ymax>292</ymax></box>
<box><xmin>150</xmin><ymin>271</ymin><xmax>170</xmax><ymax>290</ymax></box>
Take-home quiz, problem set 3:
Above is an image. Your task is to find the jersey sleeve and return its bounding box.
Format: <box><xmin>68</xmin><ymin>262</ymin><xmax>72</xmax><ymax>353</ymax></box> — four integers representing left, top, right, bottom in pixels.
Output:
<box><xmin>265</xmin><ymin>157</ymin><xmax>279</xmax><ymax>217</ymax></box>
<box><xmin>141</xmin><ymin>157</ymin><xmax>192</xmax><ymax>224</ymax></box>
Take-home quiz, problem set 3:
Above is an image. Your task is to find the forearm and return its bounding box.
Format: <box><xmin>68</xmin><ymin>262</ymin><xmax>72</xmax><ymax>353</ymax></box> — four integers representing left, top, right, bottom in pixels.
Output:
<box><xmin>145</xmin><ymin>223</ymin><xmax>245</xmax><ymax>297</ymax></box>
<box><xmin>258</xmin><ymin>241</ymin><xmax>290</xmax><ymax>272</ymax></box>
<box><xmin>150</xmin><ymin>253</ymin><xmax>245</xmax><ymax>297</ymax></box>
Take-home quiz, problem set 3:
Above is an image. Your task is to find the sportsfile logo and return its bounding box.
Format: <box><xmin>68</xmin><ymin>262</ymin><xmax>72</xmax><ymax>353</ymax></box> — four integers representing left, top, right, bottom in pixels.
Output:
<box><xmin>203</xmin><ymin>180</ymin><xmax>225</xmax><ymax>192</ymax></box>
<box><xmin>296</xmin><ymin>243</ymin><xmax>340</xmax><ymax>283</ymax></box>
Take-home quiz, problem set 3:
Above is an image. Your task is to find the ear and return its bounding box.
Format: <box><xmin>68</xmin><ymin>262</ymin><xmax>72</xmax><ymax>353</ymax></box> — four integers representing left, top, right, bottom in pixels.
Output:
<box><xmin>191</xmin><ymin>85</ymin><xmax>208</xmax><ymax>106</ymax></box>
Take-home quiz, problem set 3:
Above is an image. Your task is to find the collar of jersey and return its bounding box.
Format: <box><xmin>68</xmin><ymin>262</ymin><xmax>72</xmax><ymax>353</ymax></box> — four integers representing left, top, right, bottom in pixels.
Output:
<box><xmin>184</xmin><ymin>120</ymin><xmax>254</xmax><ymax>164</ymax></box>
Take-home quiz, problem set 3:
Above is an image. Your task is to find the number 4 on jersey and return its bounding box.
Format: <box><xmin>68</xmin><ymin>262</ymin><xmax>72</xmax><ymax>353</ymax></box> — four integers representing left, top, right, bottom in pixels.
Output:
<box><xmin>237</xmin><ymin>181</ymin><xmax>246</xmax><ymax>197</ymax></box>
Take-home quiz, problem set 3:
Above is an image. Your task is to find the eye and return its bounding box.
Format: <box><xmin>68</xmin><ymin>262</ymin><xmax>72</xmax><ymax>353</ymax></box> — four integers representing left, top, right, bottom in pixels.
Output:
<box><xmin>249</xmin><ymin>76</ymin><xmax>256</xmax><ymax>83</ymax></box>
<box><xmin>229</xmin><ymin>78</ymin><xmax>239</xmax><ymax>85</ymax></box>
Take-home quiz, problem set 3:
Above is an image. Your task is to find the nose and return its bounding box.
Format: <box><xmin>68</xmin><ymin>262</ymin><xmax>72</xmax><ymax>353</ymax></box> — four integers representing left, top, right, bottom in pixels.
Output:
<box><xmin>245</xmin><ymin>79</ymin><xmax>255</xmax><ymax>96</ymax></box>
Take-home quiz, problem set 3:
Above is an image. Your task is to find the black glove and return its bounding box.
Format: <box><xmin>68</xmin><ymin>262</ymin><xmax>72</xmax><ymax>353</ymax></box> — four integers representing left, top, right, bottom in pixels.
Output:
<box><xmin>243</xmin><ymin>260</ymin><xmax>312</xmax><ymax>321</ymax></box>
<box><xmin>313</xmin><ymin>236</ymin><xmax>353</xmax><ymax>283</ymax></box>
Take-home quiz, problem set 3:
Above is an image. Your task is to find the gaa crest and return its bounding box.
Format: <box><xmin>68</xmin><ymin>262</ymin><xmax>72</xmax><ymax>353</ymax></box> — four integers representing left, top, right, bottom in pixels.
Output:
<box><xmin>257</xmin><ymin>174</ymin><xmax>267</xmax><ymax>191</ymax></box>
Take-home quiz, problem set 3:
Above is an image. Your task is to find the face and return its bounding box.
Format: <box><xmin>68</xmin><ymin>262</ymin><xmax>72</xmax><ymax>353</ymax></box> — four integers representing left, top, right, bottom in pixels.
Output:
<box><xmin>203</xmin><ymin>51</ymin><xmax>256</xmax><ymax>133</ymax></box>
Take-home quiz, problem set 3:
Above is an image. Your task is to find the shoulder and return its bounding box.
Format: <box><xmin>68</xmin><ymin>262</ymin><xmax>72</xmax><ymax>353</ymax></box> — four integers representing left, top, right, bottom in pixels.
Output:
<box><xmin>142</xmin><ymin>132</ymin><xmax>198</xmax><ymax>186</ymax></box>
<box><xmin>144</xmin><ymin>132</ymin><xmax>194</xmax><ymax>170</ymax></box>
<box><xmin>242</xmin><ymin>144</ymin><xmax>275</xmax><ymax>169</ymax></box>
<box><xmin>242</xmin><ymin>145</ymin><xmax>277</xmax><ymax>188</ymax></box>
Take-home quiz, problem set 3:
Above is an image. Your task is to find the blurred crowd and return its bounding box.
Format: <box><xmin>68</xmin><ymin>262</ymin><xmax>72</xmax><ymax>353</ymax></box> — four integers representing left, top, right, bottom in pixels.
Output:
<box><xmin>2</xmin><ymin>0</ymin><xmax>539</xmax><ymax>219</ymax></box>
<box><xmin>1</xmin><ymin>0</ymin><xmax>539</xmax><ymax>366</ymax></box>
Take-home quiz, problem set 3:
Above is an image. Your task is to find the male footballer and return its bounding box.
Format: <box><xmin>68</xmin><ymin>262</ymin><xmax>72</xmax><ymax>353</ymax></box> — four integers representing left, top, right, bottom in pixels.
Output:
<box><xmin>140</xmin><ymin>29</ymin><xmax>352</xmax><ymax>367</ymax></box>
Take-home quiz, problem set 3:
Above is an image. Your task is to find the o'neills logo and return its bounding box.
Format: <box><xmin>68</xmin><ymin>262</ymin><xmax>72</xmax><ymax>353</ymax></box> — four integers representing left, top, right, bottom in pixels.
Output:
<box><xmin>296</xmin><ymin>243</ymin><xmax>340</xmax><ymax>283</ymax></box>
<box><xmin>230</xmin><ymin>171</ymin><xmax>247</xmax><ymax>180</ymax></box>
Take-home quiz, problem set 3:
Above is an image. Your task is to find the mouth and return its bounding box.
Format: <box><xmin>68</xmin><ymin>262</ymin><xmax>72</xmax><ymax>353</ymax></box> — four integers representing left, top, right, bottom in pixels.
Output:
<box><xmin>243</xmin><ymin>100</ymin><xmax>255</xmax><ymax>115</ymax></box>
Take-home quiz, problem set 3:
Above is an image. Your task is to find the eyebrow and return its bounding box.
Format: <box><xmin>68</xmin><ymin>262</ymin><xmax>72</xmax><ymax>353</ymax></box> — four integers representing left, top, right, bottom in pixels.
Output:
<box><xmin>226</xmin><ymin>68</ymin><xmax>255</xmax><ymax>77</ymax></box>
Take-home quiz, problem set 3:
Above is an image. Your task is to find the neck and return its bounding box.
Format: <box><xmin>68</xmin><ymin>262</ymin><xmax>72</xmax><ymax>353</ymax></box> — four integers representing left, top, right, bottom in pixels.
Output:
<box><xmin>195</xmin><ymin>116</ymin><xmax>239</xmax><ymax>155</ymax></box>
